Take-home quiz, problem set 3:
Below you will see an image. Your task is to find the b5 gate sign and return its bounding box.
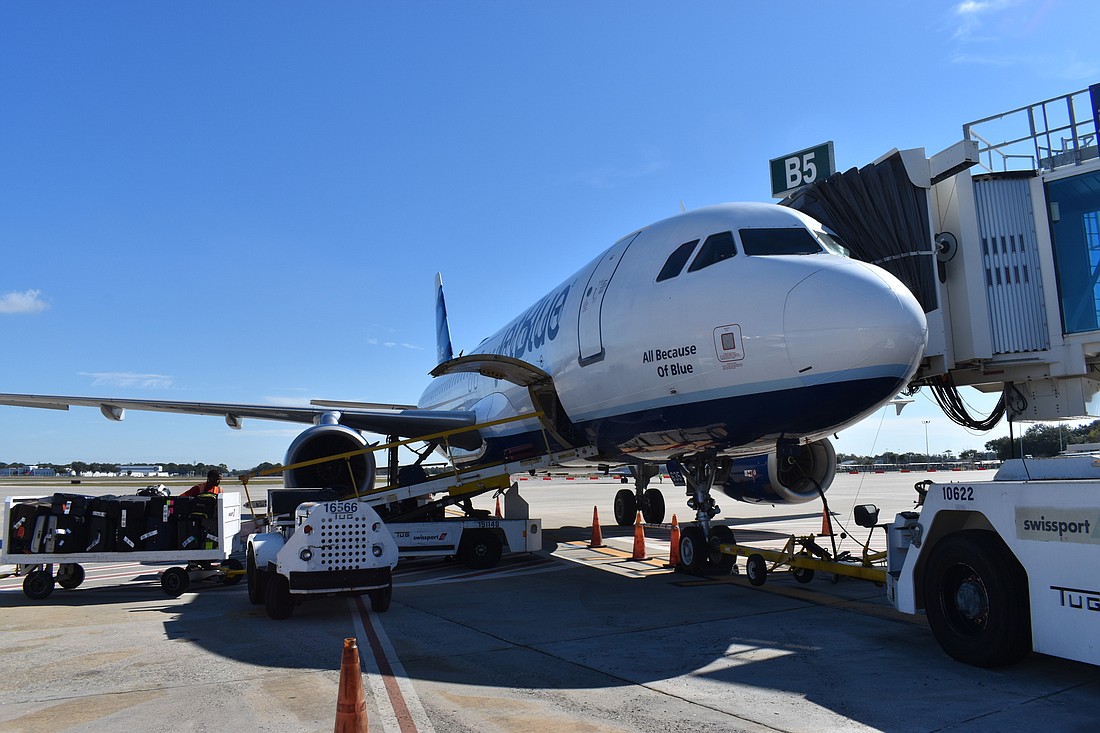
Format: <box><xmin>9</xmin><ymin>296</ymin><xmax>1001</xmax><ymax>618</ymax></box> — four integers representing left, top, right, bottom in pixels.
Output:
<box><xmin>770</xmin><ymin>141</ymin><xmax>835</xmax><ymax>198</ymax></box>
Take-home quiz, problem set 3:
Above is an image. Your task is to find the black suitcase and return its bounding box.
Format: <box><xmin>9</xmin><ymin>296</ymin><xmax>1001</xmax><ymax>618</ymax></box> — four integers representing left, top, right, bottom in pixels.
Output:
<box><xmin>141</xmin><ymin>496</ymin><xmax>182</xmax><ymax>551</ymax></box>
<box><xmin>7</xmin><ymin>499</ymin><xmax>50</xmax><ymax>554</ymax></box>
<box><xmin>179</xmin><ymin>494</ymin><xmax>219</xmax><ymax>551</ymax></box>
<box><xmin>50</xmin><ymin>493</ymin><xmax>94</xmax><ymax>519</ymax></box>
<box><xmin>86</xmin><ymin>495</ymin><xmax>118</xmax><ymax>552</ymax></box>
<box><xmin>48</xmin><ymin>493</ymin><xmax>92</xmax><ymax>553</ymax></box>
<box><xmin>114</xmin><ymin>496</ymin><xmax>150</xmax><ymax>551</ymax></box>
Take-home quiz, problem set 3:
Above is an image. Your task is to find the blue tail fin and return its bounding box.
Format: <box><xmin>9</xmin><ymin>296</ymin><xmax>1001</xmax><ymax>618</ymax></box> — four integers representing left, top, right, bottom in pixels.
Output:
<box><xmin>435</xmin><ymin>273</ymin><xmax>454</xmax><ymax>365</ymax></box>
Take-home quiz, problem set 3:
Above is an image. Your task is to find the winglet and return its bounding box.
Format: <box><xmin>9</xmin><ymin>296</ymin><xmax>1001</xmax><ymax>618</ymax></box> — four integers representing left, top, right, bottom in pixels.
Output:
<box><xmin>435</xmin><ymin>273</ymin><xmax>454</xmax><ymax>365</ymax></box>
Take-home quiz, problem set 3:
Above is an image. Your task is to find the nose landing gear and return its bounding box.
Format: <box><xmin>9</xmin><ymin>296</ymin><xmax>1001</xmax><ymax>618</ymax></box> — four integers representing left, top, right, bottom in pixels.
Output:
<box><xmin>612</xmin><ymin>463</ymin><xmax>666</xmax><ymax>526</ymax></box>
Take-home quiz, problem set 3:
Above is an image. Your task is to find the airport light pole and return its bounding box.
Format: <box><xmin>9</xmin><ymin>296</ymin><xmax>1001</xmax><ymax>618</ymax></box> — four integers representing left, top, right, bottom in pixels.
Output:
<box><xmin>923</xmin><ymin>420</ymin><xmax>931</xmax><ymax>470</ymax></box>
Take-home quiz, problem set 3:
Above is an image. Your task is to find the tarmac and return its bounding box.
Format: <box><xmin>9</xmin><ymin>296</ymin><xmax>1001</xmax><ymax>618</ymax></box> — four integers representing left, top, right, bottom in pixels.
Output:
<box><xmin>2</xmin><ymin>471</ymin><xmax>1099</xmax><ymax>732</ymax></box>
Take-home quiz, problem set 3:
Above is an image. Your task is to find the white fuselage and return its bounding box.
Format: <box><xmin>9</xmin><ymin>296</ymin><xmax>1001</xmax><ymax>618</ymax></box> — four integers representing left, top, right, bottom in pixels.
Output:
<box><xmin>419</xmin><ymin>203</ymin><xmax>927</xmax><ymax>463</ymax></box>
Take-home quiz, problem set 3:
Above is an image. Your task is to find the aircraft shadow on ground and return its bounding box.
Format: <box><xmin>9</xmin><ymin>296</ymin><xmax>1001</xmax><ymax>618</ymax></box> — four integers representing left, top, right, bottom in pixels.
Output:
<box><xmin>7</xmin><ymin>542</ymin><xmax>1097</xmax><ymax>733</ymax></box>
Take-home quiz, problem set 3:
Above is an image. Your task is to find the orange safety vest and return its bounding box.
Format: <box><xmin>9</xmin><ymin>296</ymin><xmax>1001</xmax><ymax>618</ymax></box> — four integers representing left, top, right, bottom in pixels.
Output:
<box><xmin>183</xmin><ymin>482</ymin><xmax>222</xmax><ymax>497</ymax></box>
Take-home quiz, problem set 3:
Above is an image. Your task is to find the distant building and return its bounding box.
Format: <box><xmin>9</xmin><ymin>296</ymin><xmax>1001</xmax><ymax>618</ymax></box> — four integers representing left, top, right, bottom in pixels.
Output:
<box><xmin>0</xmin><ymin>466</ymin><xmax>57</xmax><ymax>477</ymax></box>
<box><xmin>118</xmin><ymin>465</ymin><xmax>168</xmax><ymax>477</ymax></box>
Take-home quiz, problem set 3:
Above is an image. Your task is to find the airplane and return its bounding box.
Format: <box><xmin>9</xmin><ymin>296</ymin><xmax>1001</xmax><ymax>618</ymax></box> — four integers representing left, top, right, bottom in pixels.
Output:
<box><xmin>0</xmin><ymin>202</ymin><xmax>927</xmax><ymax>564</ymax></box>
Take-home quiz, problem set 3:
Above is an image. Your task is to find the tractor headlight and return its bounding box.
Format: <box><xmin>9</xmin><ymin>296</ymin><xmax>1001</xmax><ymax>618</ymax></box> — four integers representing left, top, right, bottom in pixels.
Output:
<box><xmin>299</xmin><ymin>548</ymin><xmax>313</xmax><ymax>562</ymax></box>
<box><xmin>372</xmin><ymin>545</ymin><xmax>384</xmax><ymax>558</ymax></box>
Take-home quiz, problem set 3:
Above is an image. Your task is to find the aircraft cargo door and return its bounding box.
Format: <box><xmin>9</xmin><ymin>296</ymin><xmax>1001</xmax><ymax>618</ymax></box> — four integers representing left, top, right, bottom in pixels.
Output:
<box><xmin>578</xmin><ymin>232</ymin><xmax>640</xmax><ymax>366</ymax></box>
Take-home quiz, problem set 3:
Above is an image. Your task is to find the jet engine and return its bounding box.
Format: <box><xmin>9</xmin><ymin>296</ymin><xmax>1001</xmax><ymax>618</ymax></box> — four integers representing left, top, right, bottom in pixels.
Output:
<box><xmin>283</xmin><ymin>424</ymin><xmax>376</xmax><ymax>495</ymax></box>
<box><xmin>720</xmin><ymin>438</ymin><xmax>835</xmax><ymax>504</ymax></box>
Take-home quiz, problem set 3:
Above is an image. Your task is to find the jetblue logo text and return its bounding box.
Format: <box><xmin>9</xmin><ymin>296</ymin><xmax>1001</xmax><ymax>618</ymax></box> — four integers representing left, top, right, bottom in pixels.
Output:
<box><xmin>494</xmin><ymin>284</ymin><xmax>571</xmax><ymax>360</ymax></box>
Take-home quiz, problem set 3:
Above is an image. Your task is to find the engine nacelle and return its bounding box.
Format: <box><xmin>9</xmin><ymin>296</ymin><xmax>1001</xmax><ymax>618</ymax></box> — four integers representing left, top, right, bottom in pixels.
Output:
<box><xmin>721</xmin><ymin>438</ymin><xmax>836</xmax><ymax>504</ymax></box>
<box><xmin>283</xmin><ymin>424</ymin><xmax>376</xmax><ymax>495</ymax></box>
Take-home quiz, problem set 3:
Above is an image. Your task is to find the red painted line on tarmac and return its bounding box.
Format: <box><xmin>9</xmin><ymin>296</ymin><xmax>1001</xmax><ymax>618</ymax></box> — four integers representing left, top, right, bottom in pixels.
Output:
<box><xmin>354</xmin><ymin>595</ymin><xmax>417</xmax><ymax>733</ymax></box>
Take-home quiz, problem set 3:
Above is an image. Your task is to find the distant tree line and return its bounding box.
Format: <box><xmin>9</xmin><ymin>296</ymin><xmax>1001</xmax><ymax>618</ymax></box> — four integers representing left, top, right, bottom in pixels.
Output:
<box><xmin>0</xmin><ymin>460</ymin><xmax>279</xmax><ymax>475</ymax></box>
<box><xmin>839</xmin><ymin>419</ymin><xmax>1100</xmax><ymax>466</ymax></box>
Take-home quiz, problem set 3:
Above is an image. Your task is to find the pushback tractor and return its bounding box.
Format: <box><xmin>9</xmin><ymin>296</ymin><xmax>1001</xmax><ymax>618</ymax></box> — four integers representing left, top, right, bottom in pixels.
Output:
<box><xmin>885</xmin><ymin>456</ymin><xmax>1100</xmax><ymax>668</ymax></box>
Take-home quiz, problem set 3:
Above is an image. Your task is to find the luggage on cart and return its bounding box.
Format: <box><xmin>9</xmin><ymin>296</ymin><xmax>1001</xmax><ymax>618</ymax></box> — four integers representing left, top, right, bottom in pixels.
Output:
<box><xmin>179</xmin><ymin>494</ymin><xmax>219</xmax><ymax>551</ymax></box>
<box><xmin>141</xmin><ymin>495</ymin><xmax>182</xmax><ymax>551</ymax></box>
<box><xmin>86</xmin><ymin>495</ymin><xmax>118</xmax><ymax>552</ymax></box>
<box><xmin>48</xmin><ymin>493</ymin><xmax>92</xmax><ymax>553</ymax></box>
<box><xmin>7</xmin><ymin>499</ymin><xmax>51</xmax><ymax>554</ymax></box>
<box><xmin>114</xmin><ymin>496</ymin><xmax>150</xmax><ymax>551</ymax></box>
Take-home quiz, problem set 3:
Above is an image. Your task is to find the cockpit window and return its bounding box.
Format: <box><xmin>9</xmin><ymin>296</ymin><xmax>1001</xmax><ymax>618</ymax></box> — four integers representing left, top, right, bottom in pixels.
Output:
<box><xmin>656</xmin><ymin>239</ymin><xmax>699</xmax><ymax>282</ymax></box>
<box><xmin>687</xmin><ymin>231</ymin><xmax>737</xmax><ymax>273</ymax></box>
<box><xmin>816</xmin><ymin>229</ymin><xmax>851</xmax><ymax>257</ymax></box>
<box><xmin>738</xmin><ymin>227</ymin><xmax>823</xmax><ymax>256</ymax></box>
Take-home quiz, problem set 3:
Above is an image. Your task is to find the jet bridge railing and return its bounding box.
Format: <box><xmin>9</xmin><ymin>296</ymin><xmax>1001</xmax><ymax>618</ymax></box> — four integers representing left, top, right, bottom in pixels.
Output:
<box><xmin>964</xmin><ymin>84</ymin><xmax>1099</xmax><ymax>173</ymax></box>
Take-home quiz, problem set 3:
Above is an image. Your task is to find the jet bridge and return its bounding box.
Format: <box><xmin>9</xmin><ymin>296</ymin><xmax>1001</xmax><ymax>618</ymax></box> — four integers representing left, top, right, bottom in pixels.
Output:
<box><xmin>782</xmin><ymin>84</ymin><xmax>1100</xmax><ymax>429</ymax></box>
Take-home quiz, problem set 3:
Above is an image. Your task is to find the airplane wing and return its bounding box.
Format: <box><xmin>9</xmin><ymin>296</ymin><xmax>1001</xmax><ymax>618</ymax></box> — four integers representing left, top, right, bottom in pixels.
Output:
<box><xmin>0</xmin><ymin>393</ymin><xmax>480</xmax><ymax>447</ymax></box>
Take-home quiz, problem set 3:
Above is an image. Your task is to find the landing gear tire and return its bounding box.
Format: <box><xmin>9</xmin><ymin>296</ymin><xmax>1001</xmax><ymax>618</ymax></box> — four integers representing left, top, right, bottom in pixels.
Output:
<box><xmin>923</xmin><ymin>530</ymin><xmax>1031</xmax><ymax>667</ymax></box>
<box><xmin>369</xmin><ymin>583</ymin><xmax>393</xmax><ymax>613</ymax></box>
<box><xmin>745</xmin><ymin>554</ymin><xmax>767</xmax><ymax>586</ymax></box>
<box><xmin>246</xmin><ymin>547</ymin><xmax>267</xmax><ymax>605</ymax></box>
<box><xmin>792</xmin><ymin>565</ymin><xmax>815</xmax><ymax>584</ymax></box>
<box><xmin>460</xmin><ymin>529</ymin><xmax>502</xmax><ymax>569</ymax></box>
<box><xmin>57</xmin><ymin>563</ymin><xmax>85</xmax><ymax>590</ymax></box>
<box><xmin>708</xmin><ymin>525</ymin><xmax>736</xmax><ymax>574</ymax></box>
<box><xmin>161</xmin><ymin>567</ymin><xmax>190</xmax><ymax>598</ymax></box>
<box><xmin>678</xmin><ymin>527</ymin><xmax>709</xmax><ymax>574</ymax></box>
<box><xmin>265</xmin><ymin>573</ymin><xmax>294</xmax><ymax>620</ymax></box>
<box><xmin>23</xmin><ymin>569</ymin><xmax>55</xmax><ymax>599</ymax></box>
<box><xmin>641</xmin><ymin>489</ymin><xmax>665</xmax><ymax>525</ymax></box>
<box><xmin>613</xmin><ymin>489</ymin><xmax>637</xmax><ymax>527</ymax></box>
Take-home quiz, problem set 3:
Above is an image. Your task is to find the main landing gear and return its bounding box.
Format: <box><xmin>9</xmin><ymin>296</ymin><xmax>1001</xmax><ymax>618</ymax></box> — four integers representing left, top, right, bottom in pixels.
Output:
<box><xmin>612</xmin><ymin>463</ymin><xmax>665</xmax><ymax>526</ymax></box>
<box><xmin>675</xmin><ymin>452</ymin><xmax>736</xmax><ymax>575</ymax></box>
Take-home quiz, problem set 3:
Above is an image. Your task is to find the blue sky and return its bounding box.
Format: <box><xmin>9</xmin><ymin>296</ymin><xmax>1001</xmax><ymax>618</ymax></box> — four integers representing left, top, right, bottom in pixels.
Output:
<box><xmin>2</xmin><ymin>1</ymin><xmax>1098</xmax><ymax>469</ymax></box>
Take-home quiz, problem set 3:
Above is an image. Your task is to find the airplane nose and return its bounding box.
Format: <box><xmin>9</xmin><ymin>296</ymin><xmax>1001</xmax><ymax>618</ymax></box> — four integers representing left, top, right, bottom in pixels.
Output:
<box><xmin>783</xmin><ymin>264</ymin><xmax>927</xmax><ymax>388</ymax></box>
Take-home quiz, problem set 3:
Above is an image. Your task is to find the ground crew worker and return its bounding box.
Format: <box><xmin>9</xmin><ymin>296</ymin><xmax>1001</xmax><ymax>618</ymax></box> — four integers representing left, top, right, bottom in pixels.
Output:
<box><xmin>181</xmin><ymin>469</ymin><xmax>222</xmax><ymax>497</ymax></box>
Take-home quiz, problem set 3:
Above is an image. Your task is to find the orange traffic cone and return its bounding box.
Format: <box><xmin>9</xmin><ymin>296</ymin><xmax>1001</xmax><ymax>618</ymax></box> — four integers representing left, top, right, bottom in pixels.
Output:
<box><xmin>820</xmin><ymin>506</ymin><xmax>834</xmax><ymax>537</ymax></box>
<box><xmin>632</xmin><ymin>511</ymin><xmax>646</xmax><ymax>560</ymax></box>
<box><xmin>667</xmin><ymin>514</ymin><xmax>681</xmax><ymax>567</ymax></box>
<box><xmin>334</xmin><ymin>637</ymin><xmax>368</xmax><ymax>733</ymax></box>
<box><xmin>495</xmin><ymin>496</ymin><xmax>502</xmax><ymax>518</ymax></box>
<box><xmin>590</xmin><ymin>506</ymin><xmax>604</xmax><ymax>548</ymax></box>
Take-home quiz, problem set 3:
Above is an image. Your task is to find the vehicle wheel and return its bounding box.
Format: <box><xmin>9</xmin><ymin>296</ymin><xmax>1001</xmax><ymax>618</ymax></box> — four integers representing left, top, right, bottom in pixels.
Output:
<box><xmin>161</xmin><ymin>567</ymin><xmax>190</xmax><ymax>597</ymax></box>
<box><xmin>265</xmin><ymin>574</ymin><xmax>294</xmax><ymax>620</ymax></box>
<box><xmin>460</xmin><ymin>529</ymin><xmax>503</xmax><ymax>569</ymax></box>
<box><xmin>369</xmin><ymin>583</ymin><xmax>393</xmax><ymax>613</ymax></box>
<box><xmin>221</xmin><ymin>558</ymin><xmax>244</xmax><ymax>586</ymax></box>
<box><xmin>641</xmin><ymin>489</ymin><xmax>665</xmax><ymax>524</ymax></box>
<box><xmin>678</xmin><ymin>526</ymin><xmax>708</xmax><ymax>574</ymax></box>
<box><xmin>613</xmin><ymin>489</ymin><xmax>637</xmax><ymax>527</ymax></box>
<box><xmin>246</xmin><ymin>547</ymin><xmax>267</xmax><ymax>605</ymax></box>
<box><xmin>923</xmin><ymin>530</ymin><xmax>1031</xmax><ymax>667</ymax></box>
<box><xmin>708</xmin><ymin>525</ymin><xmax>736</xmax><ymax>574</ymax></box>
<box><xmin>57</xmin><ymin>563</ymin><xmax>85</xmax><ymax>590</ymax></box>
<box><xmin>23</xmin><ymin>569</ymin><xmax>55</xmax><ymax>600</ymax></box>
<box><xmin>745</xmin><ymin>554</ymin><xmax>767</xmax><ymax>586</ymax></box>
<box><xmin>792</xmin><ymin>565</ymin><xmax>815</xmax><ymax>584</ymax></box>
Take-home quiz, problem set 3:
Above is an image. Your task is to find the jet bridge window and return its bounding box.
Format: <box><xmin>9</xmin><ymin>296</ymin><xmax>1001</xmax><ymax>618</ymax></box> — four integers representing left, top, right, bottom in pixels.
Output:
<box><xmin>656</xmin><ymin>239</ymin><xmax>699</xmax><ymax>282</ymax></box>
<box><xmin>687</xmin><ymin>231</ymin><xmax>737</xmax><ymax>273</ymax></box>
<box><xmin>739</xmin><ymin>227</ymin><xmax>823</xmax><ymax>256</ymax></box>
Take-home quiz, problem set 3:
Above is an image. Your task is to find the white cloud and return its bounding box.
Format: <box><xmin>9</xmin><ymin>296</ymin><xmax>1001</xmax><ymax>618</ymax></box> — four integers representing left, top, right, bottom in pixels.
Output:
<box><xmin>367</xmin><ymin>337</ymin><xmax>423</xmax><ymax>350</ymax></box>
<box><xmin>79</xmin><ymin>371</ymin><xmax>174</xmax><ymax>389</ymax></box>
<box><xmin>0</xmin><ymin>289</ymin><xmax>48</xmax><ymax>315</ymax></box>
